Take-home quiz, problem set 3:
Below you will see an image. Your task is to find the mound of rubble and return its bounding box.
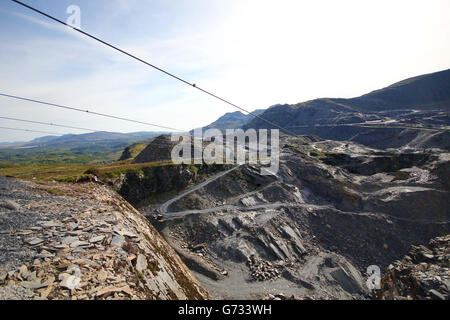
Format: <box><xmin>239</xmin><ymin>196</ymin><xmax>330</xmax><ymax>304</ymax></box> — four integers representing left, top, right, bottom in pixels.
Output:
<box><xmin>247</xmin><ymin>255</ymin><xmax>283</xmax><ymax>282</ymax></box>
<box><xmin>376</xmin><ymin>235</ymin><xmax>449</xmax><ymax>300</ymax></box>
<box><xmin>0</xmin><ymin>176</ymin><xmax>208</xmax><ymax>300</ymax></box>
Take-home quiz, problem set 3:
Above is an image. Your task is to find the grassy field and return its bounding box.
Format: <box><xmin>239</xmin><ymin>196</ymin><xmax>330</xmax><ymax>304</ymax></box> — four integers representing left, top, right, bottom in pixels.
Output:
<box><xmin>0</xmin><ymin>132</ymin><xmax>162</xmax><ymax>166</ymax></box>
<box><xmin>0</xmin><ymin>144</ymin><xmax>126</xmax><ymax>166</ymax></box>
<box><xmin>0</xmin><ymin>160</ymin><xmax>175</xmax><ymax>183</ymax></box>
<box><xmin>0</xmin><ymin>136</ymin><xmax>170</xmax><ymax>182</ymax></box>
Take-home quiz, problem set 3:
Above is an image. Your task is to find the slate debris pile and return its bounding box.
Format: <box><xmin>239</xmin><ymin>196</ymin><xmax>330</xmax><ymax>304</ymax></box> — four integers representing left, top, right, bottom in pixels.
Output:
<box><xmin>0</xmin><ymin>176</ymin><xmax>208</xmax><ymax>300</ymax></box>
<box><xmin>377</xmin><ymin>235</ymin><xmax>449</xmax><ymax>300</ymax></box>
<box><xmin>247</xmin><ymin>255</ymin><xmax>283</xmax><ymax>282</ymax></box>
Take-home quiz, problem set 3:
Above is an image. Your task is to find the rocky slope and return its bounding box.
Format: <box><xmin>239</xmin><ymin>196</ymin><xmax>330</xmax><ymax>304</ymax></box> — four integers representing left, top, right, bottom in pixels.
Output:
<box><xmin>110</xmin><ymin>162</ymin><xmax>231</xmax><ymax>209</ymax></box>
<box><xmin>132</xmin><ymin>135</ymin><xmax>178</xmax><ymax>164</ymax></box>
<box><xmin>137</xmin><ymin>135</ymin><xmax>449</xmax><ymax>299</ymax></box>
<box><xmin>345</xmin><ymin>68</ymin><xmax>450</xmax><ymax>111</ymax></box>
<box><xmin>376</xmin><ymin>235</ymin><xmax>449</xmax><ymax>300</ymax></box>
<box><xmin>0</xmin><ymin>176</ymin><xmax>208</xmax><ymax>300</ymax></box>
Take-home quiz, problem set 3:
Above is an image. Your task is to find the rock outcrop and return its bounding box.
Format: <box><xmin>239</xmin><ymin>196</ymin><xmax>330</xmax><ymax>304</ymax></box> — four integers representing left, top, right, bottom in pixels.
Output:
<box><xmin>376</xmin><ymin>235</ymin><xmax>449</xmax><ymax>300</ymax></box>
<box><xmin>118</xmin><ymin>146</ymin><xmax>132</xmax><ymax>161</ymax></box>
<box><xmin>111</xmin><ymin>163</ymin><xmax>230</xmax><ymax>209</ymax></box>
<box><xmin>132</xmin><ymin>135</ymin><xmax>179</xmax><ymax>164</ymax></box>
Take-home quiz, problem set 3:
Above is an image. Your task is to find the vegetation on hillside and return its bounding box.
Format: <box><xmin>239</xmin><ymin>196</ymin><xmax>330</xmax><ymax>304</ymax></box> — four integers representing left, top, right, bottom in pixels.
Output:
<box><xmin>0</xmin><ymin>160</ymin><xmax>174</xmax><ymax>183</ymax></box>
<box><xmin>118</xmin><ymin>142</ymin><xmax>148</xmax><ymax>161</ymax></box>
<box><xmin>0</xmin><ymin>143</ymin><xmax>126</xmax><ymax>165</ymax></box>
<box><xmin>0</xmin><ymin>131</ymin><xmax>162</xmax><ymax>166</ymax></box>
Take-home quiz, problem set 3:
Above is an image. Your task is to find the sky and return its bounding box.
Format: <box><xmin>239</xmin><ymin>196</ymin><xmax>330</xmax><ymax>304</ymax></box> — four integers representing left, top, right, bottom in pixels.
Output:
<box><xmin>0</xmin><ymin>0</ymin><xmax>449</xmax><ymax>142</ymax></box>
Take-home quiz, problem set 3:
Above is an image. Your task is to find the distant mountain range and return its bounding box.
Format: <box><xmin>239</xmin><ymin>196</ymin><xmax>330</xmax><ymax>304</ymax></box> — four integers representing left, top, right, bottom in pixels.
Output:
<box><xmin>0</xmin><ymin>131</ymin><xmax>168</xmax><ymax>165</ymax></box>
<box><xmin>6</xmin><ymin>131</ymin><xmax>166</xmax><ymax>149</ymax></box>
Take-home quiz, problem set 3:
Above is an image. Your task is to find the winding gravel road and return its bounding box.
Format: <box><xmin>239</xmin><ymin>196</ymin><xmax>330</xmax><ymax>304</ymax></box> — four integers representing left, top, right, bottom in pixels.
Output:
<box><xmin>162</xmin><ymin>202</ymin><xmax>289</xmax><ymax>219</ymax></box>
<box><xmin>157</xmin><ymin>166</ymin><xmax>241</xmax><ymax>214</ymax></box>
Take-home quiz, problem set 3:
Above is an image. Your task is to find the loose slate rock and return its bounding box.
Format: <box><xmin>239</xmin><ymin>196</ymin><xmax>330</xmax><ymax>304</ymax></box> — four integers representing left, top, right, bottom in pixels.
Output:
<box><xmin>70</xmin><ymin>241</ymin><xmax>89</xmax><ymax>248</ymax></box>
<box><xmin>40</xmin><ymin>221</ymin><xmax>63</xmax><ymax>228</ymax></box>
<box><xmin>62</xmin><ymin>236</ymin><xmax>79</xmax><ymax>245</ymax></box>
<box><xmin>20</xmin><ymin>281</ymin><xmax>47</xmax><ymax>290</ymax></box>
<box><xmin>136</xmin><ymin>254</ymin><xmax>147</xmax><ymax>273</ymax></box>
<box><xmin>60</xmin><ymin>275</ymin><xmax>81</xmax><ymax>290</ymax></box>
<box><xmin>25</xmin><ymin>237</ymin><xmax>45</xmax><ymax>246</ymax></box>
<box><xmin>111</xmin><ymin>235</ymin><xmax>125</xmax><ymax>248</ymax></box>
<box><xmin>0</xmin><ymin>200</ymin><xmax>21</xmax><ymax>211</ymax></box>
<box><xmin>95</xmin><ymin>286</ymin><xmax>122</xmax><ymax>298</ymax></box>
<box><xmin>429</xmin><ymin>289</ymin><xmax>445</xmax><ymax>300</ymax></box>
<box><xmin>89</xmin><ymin>235</ymin><xmax>105</xmax><ymax>243</ymax></box>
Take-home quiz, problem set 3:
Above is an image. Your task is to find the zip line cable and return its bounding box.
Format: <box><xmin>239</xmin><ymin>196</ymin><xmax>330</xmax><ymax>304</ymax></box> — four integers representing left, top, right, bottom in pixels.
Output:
<box><xmin>0</xmin><ymin>126</ymin><xmax>60</xmax><ymax>135</ymax></box>
<box><xmin>0</xmin><ymin>93</ymin><xmax>184</xmax><ymax>132</ymax></box>
<box><xmin>0</xmin><ymin>117</ymin><xmax>191</xmax><ymax>142</ymax></box>
<box><xmin>0</xmin><ymin>116</ymin><xmax>98</xmax><ymax>132</ymax></box>
<box><xmin>0</xmin><ymin>116</ymin><xmax>194</xmax><ymax>143</ymax></box>
<box><xmin>10</xmin><ymin>0</ymin><xmax>298</xmax><ymax>136</ymax></box>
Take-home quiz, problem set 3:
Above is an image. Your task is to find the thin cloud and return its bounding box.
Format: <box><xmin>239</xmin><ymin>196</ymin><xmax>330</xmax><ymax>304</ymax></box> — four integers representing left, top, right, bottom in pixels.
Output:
<box><xmin>0</xmin><ymin>0</ymin><xmax>449</xmax><ymax>143</ymax></box>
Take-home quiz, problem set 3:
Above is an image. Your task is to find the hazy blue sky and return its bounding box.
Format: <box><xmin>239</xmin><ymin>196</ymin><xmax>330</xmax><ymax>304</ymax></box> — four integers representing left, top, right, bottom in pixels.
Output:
<box><xmin>0</xmin><ymin>0</ymin><xmax>449</xmax><ymax>142</ymax></box>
